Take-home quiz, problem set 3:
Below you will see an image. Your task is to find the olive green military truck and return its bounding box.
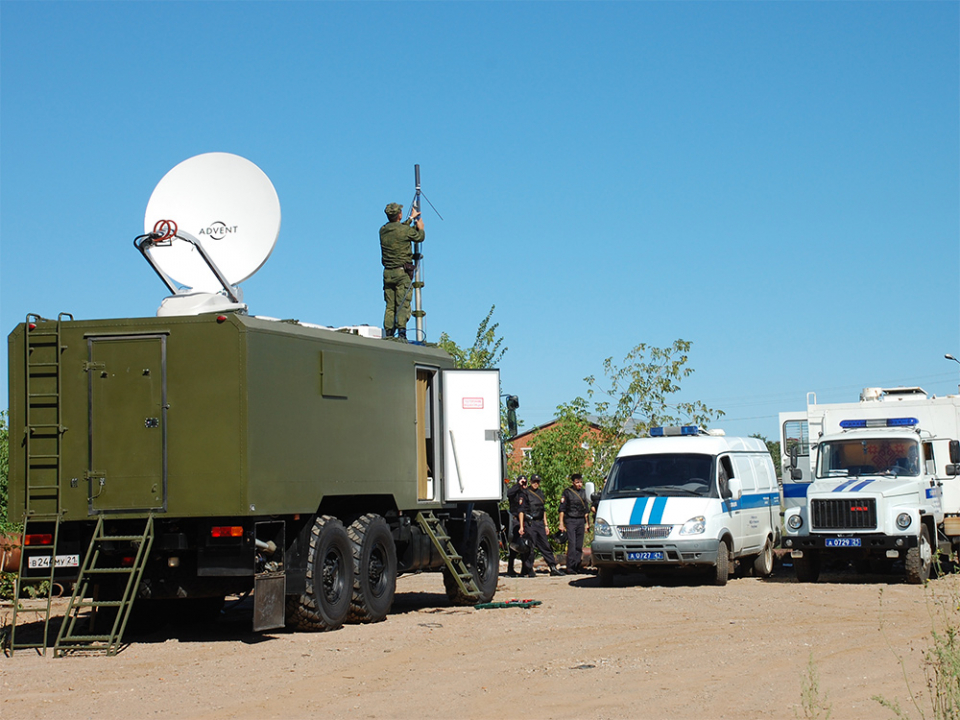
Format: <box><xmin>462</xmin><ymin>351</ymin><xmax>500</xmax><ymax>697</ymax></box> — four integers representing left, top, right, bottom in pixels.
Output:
<box><xmin>7</xmin><ymin>312</ymin><xmax>511</xmax><ymax>654</ymax></box>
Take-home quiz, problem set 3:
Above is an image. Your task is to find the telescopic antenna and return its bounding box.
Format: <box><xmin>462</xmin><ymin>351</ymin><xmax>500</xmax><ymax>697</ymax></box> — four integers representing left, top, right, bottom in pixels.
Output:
<box><xmin>411</xmin><ymin>164</ymin><xmax>425</xmax><ymax>343</ymax></box>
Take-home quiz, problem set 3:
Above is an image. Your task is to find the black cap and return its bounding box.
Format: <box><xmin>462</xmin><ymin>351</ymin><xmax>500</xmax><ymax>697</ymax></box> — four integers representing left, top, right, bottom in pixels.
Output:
<box><xmin>530</xmin><ymin>474</ymin><xmax>542</xmax><ymax>484</ymax></box>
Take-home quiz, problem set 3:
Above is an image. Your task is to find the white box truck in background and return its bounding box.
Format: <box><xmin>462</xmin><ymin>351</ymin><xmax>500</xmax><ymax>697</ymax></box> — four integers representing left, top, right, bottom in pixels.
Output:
<box><xmin>780</xmin><ymin>387</ymin><xmax>960</xmax><ymax>583</ymax></box>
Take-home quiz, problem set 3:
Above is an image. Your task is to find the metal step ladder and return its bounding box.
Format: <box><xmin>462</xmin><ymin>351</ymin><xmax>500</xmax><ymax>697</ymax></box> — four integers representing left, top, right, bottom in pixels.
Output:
<box><xmin>415</xmin><ymin>511</ymin><xmax>480</xmax><ymax>600</ymax></box>
<box><xmin>54</xmin><ymin>516</ymin><xmax>155</xmax><ymax>657</ymax></box>
<box><xmin>7</xmin><ymin>312</ymin><xmax>72</xmax><ymax>655</ymax></box>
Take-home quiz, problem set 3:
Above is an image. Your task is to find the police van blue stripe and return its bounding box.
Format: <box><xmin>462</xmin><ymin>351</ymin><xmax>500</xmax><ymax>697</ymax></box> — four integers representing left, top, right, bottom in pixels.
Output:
<box><xmin>851</xmin><ymin>479</ymin><xmax>876</xmax><ymax>492</ymax></box>
<box><xmin>630</xmin><ymin>497</ymin><xmax>649</xmax><ymax>524</ymax></box>
<box><xmin>648</xmin><ymin>497</ymin><xmax>667</xmax><ymax>524</ymax></box>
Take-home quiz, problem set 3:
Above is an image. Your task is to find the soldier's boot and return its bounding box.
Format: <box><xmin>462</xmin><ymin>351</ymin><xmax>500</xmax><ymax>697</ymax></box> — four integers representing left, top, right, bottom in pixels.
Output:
<box><xmin>385</xmin><ymin>326</ymin><xmax>396</xmax><ymax>338</ymax></box>
<box><xmin>549</xmin><ymin>565</ymin><xmax>564</xmax><ymax>577</ymax></box>
<box><xmin>398</xmin><ymin>327</ymin><xmax>407</xmax><ymax>341</ymax></box>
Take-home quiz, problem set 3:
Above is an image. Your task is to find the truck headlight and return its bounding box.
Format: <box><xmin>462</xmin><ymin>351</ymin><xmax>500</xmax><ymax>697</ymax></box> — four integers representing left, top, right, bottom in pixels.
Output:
<box><xmin>787</xmin><ymin>514</ymin><xmax>803</xmax><ymax>531</ymax></box>
<box><xmin>594</xmin><ymin>518</ymin><xmax>613</xmax><ymax>537</ymax></box>
<box><xmin>896</xmin><ymin>513</ymin><xmax>912</xmax><ymax>530</ymax></box>
<box><xmin>679</xmin><ymin>516</ymin><xmax>706</xmax><ymax>536</ymax></box>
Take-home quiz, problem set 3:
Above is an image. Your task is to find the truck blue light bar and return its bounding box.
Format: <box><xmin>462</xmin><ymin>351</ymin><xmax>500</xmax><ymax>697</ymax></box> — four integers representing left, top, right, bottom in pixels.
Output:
<box><xmin>649</xmin><ymin>425</ymin><xmax>700</xmax><ymax>437</ymax></box>
<box><xmin>839</xmin><ymin>417</ymin><xmax>919</xmax><ymax>429</ymax></box>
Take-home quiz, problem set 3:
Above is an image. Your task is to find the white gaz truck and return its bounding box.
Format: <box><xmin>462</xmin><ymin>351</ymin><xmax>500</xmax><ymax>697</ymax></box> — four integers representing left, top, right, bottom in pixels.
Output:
<box><xmin>780</xmin><ymin>387</ymin><xmax>960</xmax><ymax>583</ymax></box>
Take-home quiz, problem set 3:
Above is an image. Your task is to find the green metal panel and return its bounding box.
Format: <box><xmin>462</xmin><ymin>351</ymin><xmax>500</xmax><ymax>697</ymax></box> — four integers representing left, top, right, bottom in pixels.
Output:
<box><xmin>88</xmin><ymin>335</ymin><xmax>166</xmax><ymax>512</ymax></box>
<box><xmin>9</xmin><ymin>313</ymin><xmax>458</xmax><ymax>523</ymax></box>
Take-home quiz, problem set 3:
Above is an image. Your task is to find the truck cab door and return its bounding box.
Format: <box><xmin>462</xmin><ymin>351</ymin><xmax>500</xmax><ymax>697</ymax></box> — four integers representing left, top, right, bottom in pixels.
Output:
<box><xmin>440</xmin><ymin>369</ymin><xmax>502</xmax><ymax>502</ymax></box>
<box><xmin>780</xmin><ymin>411</ymin><xmax>812</xmax><ymax>512</ymax></box>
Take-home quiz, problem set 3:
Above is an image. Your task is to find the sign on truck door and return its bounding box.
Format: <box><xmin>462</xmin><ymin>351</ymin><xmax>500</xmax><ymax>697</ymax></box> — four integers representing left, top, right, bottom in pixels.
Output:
<box><xmin>88</xmin><ymin>335</ymin><xmax>167</xmax><ymax>513</ymax></box>
<box><xmin>441</xmin><ymin>369</ymin><xmax>501</xmax><ymax>502</ymax></box>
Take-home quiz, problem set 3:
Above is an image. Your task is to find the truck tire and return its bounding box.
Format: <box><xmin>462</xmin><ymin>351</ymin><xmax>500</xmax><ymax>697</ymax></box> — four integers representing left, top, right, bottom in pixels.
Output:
<box><xmin>347</xmin><ymin>514</ymin><xmax>397</xmax><ymax>623</ymax></box>
<box><xmin>794</xmin><ymin>551</ymin><xmax>821</xmax><ymax>582</ymax></box>
<box><xmin>443</xmin><ymin>511</ymin><xmax>498</xmax><ymax>605</ymax></box>
<box><xmin>289</xmin><ymin>515</ymin><xmax>352</xmax><ymax>631</ymax></box>
<box><xmin>711</xmin><ymin>539</ymin><xmax>730</xmax><ymax>586</ymax></box>
<box><xmin>752</xmin><ymin>537</ymin><xmax>774</xmax><ymax>578</ymax></box>
<box><xmin>906</xmin><ymin>524</ymin><xmax>933</xmax><ymax>585</ymax></box>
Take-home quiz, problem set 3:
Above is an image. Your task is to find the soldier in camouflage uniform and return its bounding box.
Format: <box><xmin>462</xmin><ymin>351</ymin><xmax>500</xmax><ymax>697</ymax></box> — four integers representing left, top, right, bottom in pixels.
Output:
<box><xmin>380</xmin><ymin>202</ymin><xmax>424</xmax><ymax>340</ymax></box>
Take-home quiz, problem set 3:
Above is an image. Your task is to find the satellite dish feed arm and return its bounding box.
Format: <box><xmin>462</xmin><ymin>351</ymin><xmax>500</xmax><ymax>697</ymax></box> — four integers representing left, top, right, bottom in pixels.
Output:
<box><xmin>134</xmin><ymin>230</ymin><xmax>241</xmax><ymax>303</ymax></box>
<box><xmin>134</xmin><ymin>233</ymin><xmax>180</xmax><ymax>296</ymax></box>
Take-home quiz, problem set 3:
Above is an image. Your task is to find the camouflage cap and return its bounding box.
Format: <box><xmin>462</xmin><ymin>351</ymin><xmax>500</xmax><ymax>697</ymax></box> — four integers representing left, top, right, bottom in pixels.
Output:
<box><xmin>384</xmin><ymin>202</ymin><xmax>403</xmax><ymax>217</ymax></box>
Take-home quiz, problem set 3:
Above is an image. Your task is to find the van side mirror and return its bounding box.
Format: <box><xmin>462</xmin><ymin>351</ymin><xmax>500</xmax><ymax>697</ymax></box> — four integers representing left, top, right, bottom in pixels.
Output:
<box><xmin>789</xmin><ymin>468</ymin><xmax>803</xmax><ymax>481</ymax></box>
<box><xmin>723</xmin><ymin>478</ymin><xmax>743</xmax><ymax>500</ymax></box>
<box><xmin>789</xmin><ymin>445</ymin><xmax>799</xmax><ymax>469</ymax></box>
<box><xmin>505</xmin><ymin>395</ymin><xmax>519</xmax><ymax>438</ymax></box>
<box><xmin>584</xmin><ymin>481</ymin><xmax>596</xmax><ymax>500</ymax></box>
<box><xmin>590</xmin><ymin>492</ymin><xmax>601</xmax><ymax>506</ymax></box>
<box><xmin>950</xmin><ymin>440</ymin><xmax>960</xmax><ymax>464</ymax></box>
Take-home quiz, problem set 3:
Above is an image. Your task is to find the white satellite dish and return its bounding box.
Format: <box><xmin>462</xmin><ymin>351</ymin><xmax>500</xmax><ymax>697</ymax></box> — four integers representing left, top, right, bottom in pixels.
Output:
<box><xmin>143</xmin><ymin>152</ymin><xmax>281</xmax><ymax>294</ymax></box>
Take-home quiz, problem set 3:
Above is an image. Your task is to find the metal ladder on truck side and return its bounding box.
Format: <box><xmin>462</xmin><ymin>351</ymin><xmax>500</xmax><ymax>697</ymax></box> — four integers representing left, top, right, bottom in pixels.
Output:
<box><xmin>415</xmin><ymin>511</ymin><xmax>480</xmax><ymax>600</ymax></box>
<box><xmin>55</xmin><ymin>515</ymin><xmax>155</xmax><ymax>656</ymax></box>
<box><xmin>8</xmin><ymin>313</ymin><xmax>72</xmax><ymax>655</ymax></box>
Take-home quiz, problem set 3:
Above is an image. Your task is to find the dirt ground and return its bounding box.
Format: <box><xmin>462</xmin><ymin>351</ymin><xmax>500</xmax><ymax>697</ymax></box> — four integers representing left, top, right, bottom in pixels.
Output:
<box><xmin>1</xmin><ymin>559</ymin><xmax>954</xmax><ymax>720</ymax></box>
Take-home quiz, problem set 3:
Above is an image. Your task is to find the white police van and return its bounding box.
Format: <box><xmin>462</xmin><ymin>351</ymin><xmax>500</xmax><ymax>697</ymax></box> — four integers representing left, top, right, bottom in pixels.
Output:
<box><xmin>591</xmin><ymin>426</ymin><xmax>781</xmax><ymax>586</ymax></box>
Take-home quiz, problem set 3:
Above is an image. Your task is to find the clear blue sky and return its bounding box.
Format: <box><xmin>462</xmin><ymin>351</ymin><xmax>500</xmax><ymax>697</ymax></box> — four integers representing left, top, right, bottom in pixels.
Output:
<box><xmin>2</xmin><ymin>2</ymin><xmax>958</xmax><ymax>442</ymax></box>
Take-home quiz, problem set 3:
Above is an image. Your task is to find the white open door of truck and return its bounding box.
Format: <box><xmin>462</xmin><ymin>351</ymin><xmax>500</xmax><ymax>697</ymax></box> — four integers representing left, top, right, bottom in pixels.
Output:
<box><xmin>441</xmin><ymin>369</ymin><xmax>502</xmax><ymax>502</ymax></box>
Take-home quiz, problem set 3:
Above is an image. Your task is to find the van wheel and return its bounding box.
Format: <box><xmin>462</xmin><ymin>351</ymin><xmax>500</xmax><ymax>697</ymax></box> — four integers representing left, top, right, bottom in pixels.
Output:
<box><xmin>753</xmin><ymin>537</ymin><xmax>774</xmax><ymax>578</ymax></box>
<box><xmin>794</xmin><ymin>551</ymin><xmax>821</xmax><ymax>583</ymax></box>
<box><xmin>906</xmin><ymin>525</ymin><xmax>933</xmax><ymax>585</ymax></box>
<box><xmin>712</xmin><ymin>540</ymin><xmax>730</xmax><ymax>586</ymax></box>
<box><xmin>598</xmin><ymin>566</ymin><xmax>615</xmax><ymax>587</ymax></box>
<box><xmin>289</xmin><ymin>515</ymin><xmax>352</xmax><ymax>631</ymax></box>
<box><xmin>347</xmin><ymin>514</ymin><xmax>397</xmax><ymax>623</ymax></box>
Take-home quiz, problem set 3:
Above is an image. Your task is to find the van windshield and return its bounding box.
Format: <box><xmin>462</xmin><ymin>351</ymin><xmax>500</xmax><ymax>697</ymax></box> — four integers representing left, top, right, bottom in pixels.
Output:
<box><xmin>817</xmin><ymin>437</ymin><xmax>920</xmax><ymax>478</ymax></box>
<box><xmin>603</xmin><ymin>454</ymin><xmax>717</xmax><ymax>498</ymax></box>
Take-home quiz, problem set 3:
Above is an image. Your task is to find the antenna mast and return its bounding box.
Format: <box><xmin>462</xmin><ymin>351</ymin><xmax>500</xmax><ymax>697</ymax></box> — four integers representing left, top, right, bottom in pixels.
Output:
<box><xmin>411</xmin><ymin>164</ymin><xmax>425</xmax><ymax>342</ymax></box>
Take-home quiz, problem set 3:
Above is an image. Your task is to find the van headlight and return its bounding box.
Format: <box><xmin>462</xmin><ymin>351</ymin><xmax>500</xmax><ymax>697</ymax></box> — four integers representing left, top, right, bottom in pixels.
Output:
<box><xmin>896</xmin><ymin>513</ymin><xmax>912</xmax><ymax>530</ymax></box>
<box><xmin>679</xmin><ymin>516</ymin><xmax>706</xmax><ymax>536</ymax></box>
<box><xmin>594</xmin><ymin>518</ymin><xmax>613</xmax><ymax>537</ymax></box>
<box><xmin>787</xmin><ymin>514</ymin><xmax>803</xmax><ymax>531</ymax></box>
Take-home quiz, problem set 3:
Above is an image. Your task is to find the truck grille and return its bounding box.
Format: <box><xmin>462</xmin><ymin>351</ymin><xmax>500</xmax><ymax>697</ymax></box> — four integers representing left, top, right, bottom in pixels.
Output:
<box><xmin>811</xmin><ymin>498</ymin><xmax>877</xmax><ymax>530</ymax></box>
<box><xmin>618</xmin><ymin>525</ymin><xmax>672</xmax><ymax>540</ymax></box>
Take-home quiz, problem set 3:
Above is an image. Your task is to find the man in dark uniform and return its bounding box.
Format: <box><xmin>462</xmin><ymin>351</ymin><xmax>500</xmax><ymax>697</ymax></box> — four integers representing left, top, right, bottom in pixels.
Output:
<box><xmin>505</xmin><ymin>475</ymin><xmax>527</xmax><ymax>577</ymax></box>
<box><xmin>380</xmin><ymin>202</ymin><xmax>424</xmax><ymax>340</ymax></box>
<box><xmin>559</xmin><ymin>473</ymin><xmax>590</xmax><ymax>574</ymax></box>
<box><xmin>518</xmin><ymin>475</ymin><xmax>563</xmax><ymax>577</ymax></box>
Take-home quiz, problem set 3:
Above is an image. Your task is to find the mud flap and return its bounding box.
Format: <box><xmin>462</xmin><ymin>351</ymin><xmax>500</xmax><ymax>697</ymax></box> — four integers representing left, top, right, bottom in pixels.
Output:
<box><xmin>253</xmin><ymin>573</ymin><xmax>285</xmax><ymax>631</ymax></box>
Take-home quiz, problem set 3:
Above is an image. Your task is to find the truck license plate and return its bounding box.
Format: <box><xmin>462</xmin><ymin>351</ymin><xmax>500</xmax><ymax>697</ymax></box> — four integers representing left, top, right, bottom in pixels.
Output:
<box><xmin>28</xmin><ymin>554</ymin><xmax>79</xmax><ymax>569</ymax></box>
<box><xmin>825</xmin><ymin>538</ymin><xmax>861</xmax><ymax>548</ymax></box>
<box><xmin>626</xmin><ymin>551</ymin><xmax>664</xmax><ymax>561</ymax></box>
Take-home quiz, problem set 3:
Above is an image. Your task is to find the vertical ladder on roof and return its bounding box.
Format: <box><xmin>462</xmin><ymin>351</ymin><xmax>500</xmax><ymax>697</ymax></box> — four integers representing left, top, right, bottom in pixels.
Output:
<box><xmin>8</xmin><ymin>312</ymin><xmax>72</xmax><ymax>655</ymax></box>
<box><xmin>415</xmin><ymin>511</ymin><xmax>480</xmax><ymax>600</ymax></box>
<box><xmin>55</xmin><ymin>515</ymin><xmax>154</xmax><ymax>657</ymax></box>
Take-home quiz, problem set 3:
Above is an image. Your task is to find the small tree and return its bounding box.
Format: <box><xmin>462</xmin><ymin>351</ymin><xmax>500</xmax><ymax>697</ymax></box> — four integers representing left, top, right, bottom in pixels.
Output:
<box><xmin>436</xmin><ymin>305</ymin><xmax>506</xmax><ymax>370</ymax></box>
<box><xmin>0</xmin><ymin>411</ymin><xmax>12</xmax><ymax>534</ymax></box>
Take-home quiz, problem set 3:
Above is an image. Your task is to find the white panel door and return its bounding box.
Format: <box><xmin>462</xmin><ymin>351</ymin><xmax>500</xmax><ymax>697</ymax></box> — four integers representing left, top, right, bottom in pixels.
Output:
<box><xmin>441</xmin><ymin>370</ymin><xmax>502</xmax><ymax>502</ymax></box>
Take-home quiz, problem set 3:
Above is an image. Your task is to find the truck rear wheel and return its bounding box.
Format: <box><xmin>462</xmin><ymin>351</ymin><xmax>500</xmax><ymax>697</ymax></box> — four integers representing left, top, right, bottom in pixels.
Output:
<box><xmin>906</xmin><ymin>524</ymin><xmax>933</xmax><ymax>585</ymax></box>
<box><xmin>444</xmin><ymin>511</ymin><xmax>498</xmax><ymax>605</ymax></box>
<box><xmin>289</xmin><ymin>515</ymin><xmax>352</xmax><ymax>631</ymax></box>
<box><xmin>711</xmin><ymin>539</ymin><xmax>730</xmax><ymax>586</ymax></box>
<box><xmin>794</xmin><ymin>551</ymin><xmax>821</xmax><ymax>582</ymax></box>
<box><xmin>347</xmin><ymin>514</ymin><xmax>397</xmax><ymax>623</ymax></box>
